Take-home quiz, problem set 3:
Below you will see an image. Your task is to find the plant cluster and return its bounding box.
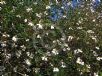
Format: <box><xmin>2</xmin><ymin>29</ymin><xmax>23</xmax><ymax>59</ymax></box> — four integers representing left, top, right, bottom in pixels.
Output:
<box><xmin>0</xmin><ymin>0</ymin><xmax>102</xmax><ymax>76</ymax></box>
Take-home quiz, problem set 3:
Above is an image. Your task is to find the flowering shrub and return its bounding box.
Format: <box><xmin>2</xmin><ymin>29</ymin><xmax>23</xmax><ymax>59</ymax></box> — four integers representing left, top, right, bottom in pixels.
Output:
<box><xmin>0</xmin><ymin>0</ymin><xmax>102</xmax><ymax>76</ymax></box>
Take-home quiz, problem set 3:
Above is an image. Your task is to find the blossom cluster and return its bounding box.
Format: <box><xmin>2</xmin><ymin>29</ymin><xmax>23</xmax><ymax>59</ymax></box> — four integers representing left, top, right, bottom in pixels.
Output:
<box><xmin>0</xmin><ymin>0</ymin><xmax>102</xmax><ymax>76</ymax></box>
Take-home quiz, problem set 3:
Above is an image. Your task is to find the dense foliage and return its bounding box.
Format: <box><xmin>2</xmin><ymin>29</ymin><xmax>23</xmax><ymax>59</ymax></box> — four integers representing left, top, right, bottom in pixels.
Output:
<box><xmin>0</xmin><ymin>0</ymin><xmax>102</xmax><ymax>76</ymax></box>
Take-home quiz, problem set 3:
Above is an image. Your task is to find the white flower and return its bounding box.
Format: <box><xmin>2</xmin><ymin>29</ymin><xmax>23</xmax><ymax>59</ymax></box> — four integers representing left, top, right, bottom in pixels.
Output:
<box><xmin>16</xmin><ymin>50</ymin><xmax>22</xmax><ymax>58</ymax></box>
<box><xmin>97</xmin><ymin>57</ymin><xmax>102</xmax><ymax>61</ymax></box>
<box><xmin>12</xmin><ymin>36</ymin><xmax>17</xmax><ymax>42</ymax></box>
<box><xmin>35</xmin><ymin>68</ymin><xmax>40</xmax><ymax>73</ymax></box>
<box><xmin>52</xmin><ymin>49</ymin><xmax>59</xmax><ymax>55</ymax></box>
<box><xmin>95</xmin><ymin>47</ymin><xmax>100</xmax><ymax>50</ymax></box>
<box><xmin>67</xmin><ymin>2</ymin><xmax>71</xmax><ymax>6</ymax></box>
<box><xmin>92</xmin><ymin>19</ymin><xmax>96</xmax><ymax>22</ymax></box>
<box><xmin>26</xmin><ymin>7</ymin><xmax>32</xmax><ymax>12</ymax></box>
<box><xmin>77</xmin><ymin>27</ymin><xmax>83</xmax><ymax>29</ymax></box>
<box><xmin>76</xmin><ymin>57</ymin><xmax>84</xmax><ymax>65</ymax></box>
<box><xmin>24</xmin><ymin>74</ymin><xmax>29</xmax><ymax>76</ymax></box>
<box><xmin>87</xmin><ymin>30</ymin><xmax>94</xmax><ymax>33</ymax></box>
<box><xmin>0</xmin><ymin>7</ymin><xmax>2</xmax><ymax>10</ymax></box>
<box><xmin>37</xmin><ymin>35</ymin><xmax>41</xmax><ymax>38</ymax></box>
<box><xmin>6</xmin><ymin>54</ymin><xmax>11</xmax><ymax>59</ymax></box>
<box><xmin>63</xmin><ymin>15</ymin><xmax>67</xmax><ymax>18</ymax></box>
<box><xmin>13</xmin><ymin>67</ymin><xmax>17</xmax><ymax>72</ymax></box>
<box><xmin>90</xmin><ymin>7</ymin><xmax>95</xmax><ymax>12</ymax></box>
<box><xmin>0</xmin><ymin>1</ymin><xmax>6</xmax><ymax>4</ymax></box>
<box><xmin>93</xmin><ymin>51</ymin><xmax>98</xmax><ymax>56</ymax></box>
<box><xmin>86</xmin><ymin>65</ymin><xmax>90</xmax><ymax>69</ymax></box>
<box><xmin>16</xmin><ymin>15</ymin><xmax>21</xmax><ymax>18</ymax></box>
<box><xmin>74</xmin><ymin>49</ymin><xmax>83</xmax><ymax>54</ymax></box>
<box><xmin>26</xmin><ymin>52</ymin><xmax>30</xmax><ymax>56</ymax></box>
<box><xmin>26</xmin><ymin>39</ymin><xmax>29</xmax><ymax>42</ymax></box>
<box><xmin>34</xmin><ymin>2</ymin><xmax>37</xmax><ymax>5</ymax></box>
<box><xmin>24</xmin><ymin>19</ymin><xmax>27</xmax><ymax>22</ymax></box>
<box><xmin>69</xmin><ymin>27</ymin><xmax>73</xmax><ymax>30</ymax></box>
<box><xmin>78</xmin><ymin>20</ymin><xmax>82</xmax><ymax>24</ymax></box>
<box><xmin>1</xmin><ymin>43</ymin><xmax>6</xmax><ymax>47</ymax></box>
<box><xmin>53</xmin><ymin>40</ymin><xmax>56</xmax><ymax>43</ymax></box>
<box><xmin>61</xmin><ymin>62</ymin><xmax>66</xmax><ymax>68</ymax></box>
<box><xmin>67</xmin><ymin>47</ymin><xmax>71</xmax><ymax>50</ymax></box>
<box><xmin>46</xmin><ymin>33</ymin><xmax>49</xmax><ymax>35</ymax></box>
<box><xmin>55</xmin><ymin>0</ymin><xmax>58</xmax><ymax>4</ymax></box>
<box><xmin>61</xmin><ymin>37</ymin><xmax>65</xmax><ymax>41</ymax></box>
<box><xmin>63</xmin><ymin>48</ymin><xmax>66</xmax><ymax>51</ymax></box>
<box><xmin>51</xmin><ymin>25</ymin><xmax>54</xmax><ymax>29</ymax></box>
<box><xmin>64</xmin><ymin>43</ymin><xmax>68</xmax><ymax>47</ymax></box>
<box><xmin>68</xmin><ymin>36</ymin><xmax>73</xmax><ymax>41</ymax></box>
<box><xmin>90</xmin><ymin>36</ymin><xmax>97</xmax><ymax>42</ymax></box>
<box><xmin>94</xmin><ymin>72</ymin><xmax>99</xmax><ymax>76</ymax></box>
<box><xmin>46</xmin><ymin>5</ymin><xmax>51</xmax><ymax>9</ymax></box>
<box><xmin>20</xmin><ymin>45</ymin><xmax>26</xmax><ymax>51</ymax></box>
<box><xmin>53</xmin><ymin>67</ymin><xmax>59</xmax><ymax>72</ymax></box>
<box><xmin>25</xmin><ymin>59</ymin><xmax>31</xmax><ymax>66</ymax></box>
<box><xmin>28</xmin><ymin>22</ymin><xmax>34</xmax><ymax>26</ymax></box>
<box><xmin>61</xmin><ymin>64</ymin><xmax>66</xmax><ymax>68</ymax></box>
<box><xmin>35</xmin><ymin>13</ymin><xmax>42</xmax><ymax>18</ymax></box>
<box><xmin>44</xmin><ymin>11</ymin><xmax>48</xmax><ymax>15</ymax></box>
<box><xmin>37</xmin><ymin>23</ymin><xmax>43</xmax><ymax>29</ymax></box>
<box><xmin>46</xmin><ymin>52</ymin><xmax>51</xmax><ymax>56</ymax></box>
<box><xmin>2</xmin><ymin>33</ymin><xmax>10</xmax><ymax>37</ymax></box>
<box><xmin>41</xmin><ymin>56</ymin><xmax>48</xmax><ymax>61</ymax></box>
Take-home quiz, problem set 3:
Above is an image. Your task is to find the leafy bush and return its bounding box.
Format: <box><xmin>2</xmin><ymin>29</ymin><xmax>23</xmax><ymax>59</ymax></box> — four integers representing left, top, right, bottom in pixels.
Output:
<box><xmin>0</xmin><ymin>0</ymin><xmax>102</xmax><ymax>76</ymax></box>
